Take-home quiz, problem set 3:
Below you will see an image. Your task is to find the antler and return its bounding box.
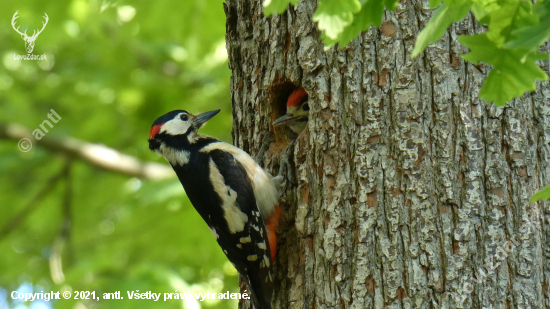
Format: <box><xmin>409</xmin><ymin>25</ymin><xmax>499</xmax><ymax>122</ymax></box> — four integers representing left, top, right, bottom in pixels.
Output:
<box><xmin>11</xmin><ymin>11</ymin><xmax>27</xmax><ymax>37</ymax></box>
<box><xmin>31</xmin><ymin>13</ymin><xmax>49</xmax><ymax>38</ymax></box>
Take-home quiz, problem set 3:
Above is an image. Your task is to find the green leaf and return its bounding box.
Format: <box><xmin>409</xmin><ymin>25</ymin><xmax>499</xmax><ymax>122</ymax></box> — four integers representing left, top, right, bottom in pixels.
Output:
<box><xmin>530</xmin><ymin>184</ymin><xmax>550</xmax><ymax>202</ymax></box>
<box><xmin>263</xmin><ymin>0</ymin><xmax>300</xmax><ymax>16</ymax></box>
<box><xmin>505</xmin><ymin>17</ymin><xmax>550</xmax><ymax>51</ymax></box>
<box><xmin>480</xmin><ymin>54</ymin><xmax>548</xmax><ymax>106</ymax></box>
<box><xmin>505</xmin><ymin>1</ymin><xmax>550</xmax><ymax>51</ymax></box>
<box><xmin>470</xmin><ymin>0</ymin><xmax>500</xmax><ymax>23</ymax></box>
<box><xmin>333</xmin><ymin>0</ymin><xmax>385</xmax><ymax>47</ymax></box>
<box><xmin>459</xmin><ymin>34</ymin><xmax>498</xmax><ymax>64</ymax></box>
<box><xmin>430</xmin><ymin>0</ymin><xmax>443</xmax><ymax>9</ymax></box>
<box><xmin>486</xmin><ymin>1</ymin><xmax>534</xmax><ymax>47</ymax></box>
<box><xmin>460</xmin><ymin>34</ymin><xmax>548</xmax><ymax>106</ymax></box>
<box><xmin>313</xmin><ymin>0</ymin><xmax>362</xmax><ymax>39</ymax></box>
<box><xmin>320</xmin><ymin>32</ymin><xmax>339</xmax><ymax>48</ymax></box>
<box><xmin>322</xmin><ymin>0</ymin><xmax>399</xmax><ymax>48</ymax></box>
<box><xmin>412</xmin><ymin>2</ymin><xmax>471</xmax><ymax>58</ymax></box>
<box><xmin>385</xmin><ymin>0</ymin><xmax>399</xmax><ymax>11</ymax></box>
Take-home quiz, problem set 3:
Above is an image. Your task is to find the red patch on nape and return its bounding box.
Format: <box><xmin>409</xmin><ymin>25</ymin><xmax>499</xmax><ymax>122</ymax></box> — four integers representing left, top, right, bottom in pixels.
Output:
<box><xmin>149</xmin><ymin>124</ymin><xmax>163</xmax><ymax>139</ymax></box>
<box><xmin>286</xmin><ymin>87</ymin><xmax>308</xmax><ymax>107</ymax></box>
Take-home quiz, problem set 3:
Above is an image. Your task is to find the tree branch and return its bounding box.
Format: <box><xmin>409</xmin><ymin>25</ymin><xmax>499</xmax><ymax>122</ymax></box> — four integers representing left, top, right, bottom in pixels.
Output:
<box><xmin>0</xmin><ymin>123</ymin><xmax>174</xmax><ymax>180</ymax></box>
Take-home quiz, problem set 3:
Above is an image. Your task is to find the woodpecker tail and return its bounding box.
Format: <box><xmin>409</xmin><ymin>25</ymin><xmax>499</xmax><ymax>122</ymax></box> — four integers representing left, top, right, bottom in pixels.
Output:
<box><xmin>247</xmin><ymin>203</ymin><xmax>280</xmax><ymax>308</ymax></box>
<box><xmin>247</xmin><ymin>272</ymin><xmax>273</xmax><ymax>309</ymax></box>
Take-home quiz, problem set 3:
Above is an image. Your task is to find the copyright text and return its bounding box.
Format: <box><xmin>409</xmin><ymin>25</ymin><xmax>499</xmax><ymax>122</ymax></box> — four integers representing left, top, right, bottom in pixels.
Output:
<box><xmin>11</xmin><ymin>290</ymin><xmax>249</xmax><ymax>302</ymax></box>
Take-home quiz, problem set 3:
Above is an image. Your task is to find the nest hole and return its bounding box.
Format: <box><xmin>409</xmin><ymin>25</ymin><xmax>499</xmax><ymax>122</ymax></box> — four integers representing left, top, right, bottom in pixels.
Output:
<box><xmin>268</xmin><ymin>81</ymin><xmax>308</xmax><ymax>140</ymax></box>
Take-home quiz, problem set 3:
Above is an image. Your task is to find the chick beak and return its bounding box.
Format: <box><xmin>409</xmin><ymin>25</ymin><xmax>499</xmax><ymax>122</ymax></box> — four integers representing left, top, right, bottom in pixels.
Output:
<box><xmin>273</xmin><ymin>114</ymin><xmax>299</xmax><ymax>127</ymax></box>
<box><xmin>193</xmin><ymin>109</ymin><xmax>221</xmax><ymax>128</ymax></box>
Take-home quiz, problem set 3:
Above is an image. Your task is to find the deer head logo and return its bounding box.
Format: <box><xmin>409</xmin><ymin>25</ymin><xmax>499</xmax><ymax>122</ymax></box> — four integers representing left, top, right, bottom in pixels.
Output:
<box><xmin>11</xmin><ymin>11</ymin><xmax>49</xmax><ymax>54</ymax></box>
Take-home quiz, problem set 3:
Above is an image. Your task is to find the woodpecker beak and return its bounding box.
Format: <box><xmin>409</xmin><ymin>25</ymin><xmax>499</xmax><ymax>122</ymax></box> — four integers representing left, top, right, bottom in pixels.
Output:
<box><xmin>193</xmin><ymin>110</ymin><xmax>220</xmax><ymax>128</ymax></box>
<box><xmin>273</xmin><ymin>114</ymin><xmax>301</xmax><ymax>126</ymax></box>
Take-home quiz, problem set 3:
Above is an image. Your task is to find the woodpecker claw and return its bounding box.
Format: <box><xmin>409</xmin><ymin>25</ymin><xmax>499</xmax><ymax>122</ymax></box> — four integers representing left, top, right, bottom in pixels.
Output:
<box><xmin>271</xmin><ymin>175</ymin><xmax>284</xmax><ymax>193</ymax></box>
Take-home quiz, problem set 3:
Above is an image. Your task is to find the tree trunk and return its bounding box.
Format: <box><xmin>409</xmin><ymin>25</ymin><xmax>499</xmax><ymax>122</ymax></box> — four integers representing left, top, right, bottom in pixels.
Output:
<box><xmin>224</xmin><ymin>0</ymin><xmax>550</xmax><ymax>308</ymax></box>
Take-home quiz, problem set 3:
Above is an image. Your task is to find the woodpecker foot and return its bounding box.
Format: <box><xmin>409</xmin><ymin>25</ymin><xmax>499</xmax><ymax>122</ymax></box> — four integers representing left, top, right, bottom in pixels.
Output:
<box><xmin>271</xmin><ymin>175</ymin><xmax>284</xmax><ymax>193</ymax></box>
<box><xmin>278</xmin><ymin>139</ymin><xmax>297</xmax><ymax>186</ymax></box>
<box><xmin>255</xmin><ymin>132</ymin><xmax>275</xmax><ymax>167</ymax></box>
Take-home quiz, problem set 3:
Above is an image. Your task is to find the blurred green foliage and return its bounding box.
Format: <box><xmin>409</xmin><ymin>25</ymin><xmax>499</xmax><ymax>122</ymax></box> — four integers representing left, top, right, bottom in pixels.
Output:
<box><xmin>0</xmin><ymin>0</ymin><xmax>237</xmax><ymax>308</ymax></box>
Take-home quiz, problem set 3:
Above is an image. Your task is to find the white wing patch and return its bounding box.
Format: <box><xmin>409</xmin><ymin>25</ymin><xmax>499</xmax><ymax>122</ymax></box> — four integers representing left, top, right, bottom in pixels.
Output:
<box><xmin>260</xmin><ymin>254</ymin><xmax>270</xmax><ymax>268</ymax></box>
<box><xmin>247</xmin><ymin>255</ymin><xmax>258</xmax><ymax>261</ymax></box>
<box><xmin>156</xmin><ymin>143</ymin><xmax>190</xmax><ymax>166</ymax></box>
<box><xmin>257</xmin><ymin>242</ymin><xmax>266</xmax><ymax>250</ymax></box>
<box><xmin>200</xmin><ymin>142</ymin><xmax>279</xmax><ymax>219</ymax></box>
<box><xmin>240</xmin><ymin>236</ymin><xmax>252</xmax><ymax>243</ymax></box>
<box><xmin>210</xmin><ymin>226</ymin><xmax>219</xmax><ymax>240</ymax></box>
<box><xmin>208</xmin><ymin>159</ymin><xmax>248</xmax><ymax>233</ymax></box>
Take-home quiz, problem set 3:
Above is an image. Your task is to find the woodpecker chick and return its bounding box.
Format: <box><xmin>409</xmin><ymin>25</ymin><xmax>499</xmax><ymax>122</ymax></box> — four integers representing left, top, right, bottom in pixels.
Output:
<box><xmin>149</xmin><ymin>109</ymin><xmax>281</xmax><ymax>309</ymax></box>
<box><xmin>273</xmin><ymin>87</ymin><xmax>309</xmax><ymax>134</ymax></box>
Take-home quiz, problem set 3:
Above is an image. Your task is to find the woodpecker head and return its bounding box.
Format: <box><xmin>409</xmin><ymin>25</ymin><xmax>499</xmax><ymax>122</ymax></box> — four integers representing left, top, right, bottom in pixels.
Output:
<box><xmin>273</xmin><ymin>87</ymin><xmax>309</xmax><ymax>134</ymax></box>
<box><xmin>148</xmin><ymin>109</ymin><xmax>220</xmax><ymax>155</ymax></box>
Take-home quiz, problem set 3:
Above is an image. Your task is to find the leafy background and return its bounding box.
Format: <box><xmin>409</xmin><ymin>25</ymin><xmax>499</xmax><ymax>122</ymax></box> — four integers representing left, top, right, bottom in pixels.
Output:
<box><xmin>2</xmin><ymin>0</ymin><xmax>550</xmax><ymax>308</ymax></box>
<box><xmin>0</xmin><ymin>1</ymin><xmax>237</xmax><ymax>308</ymax></box>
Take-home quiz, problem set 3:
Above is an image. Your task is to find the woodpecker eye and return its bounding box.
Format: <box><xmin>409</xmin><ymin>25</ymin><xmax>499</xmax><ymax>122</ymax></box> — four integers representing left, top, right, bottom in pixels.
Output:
<box><xmin>180</xmin><ymin>114</ymin><xmax>189</xmax><ymax>121</ymax></box>
<box><xmin>302</xmin><ymin>103</ymin><xmax>309</xmax><ymax>111</ymax></box>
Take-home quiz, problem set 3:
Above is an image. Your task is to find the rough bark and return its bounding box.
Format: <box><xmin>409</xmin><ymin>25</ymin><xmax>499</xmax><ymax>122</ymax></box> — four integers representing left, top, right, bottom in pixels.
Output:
<box><xmin>224</xmin><ymin>0</ymin><xmax>550</xmax><ymax>308</ymax></box>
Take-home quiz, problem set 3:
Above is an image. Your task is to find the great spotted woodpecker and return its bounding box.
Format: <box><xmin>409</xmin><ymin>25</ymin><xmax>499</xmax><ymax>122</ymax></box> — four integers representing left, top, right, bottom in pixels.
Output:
<box><xmin>273</xmin><ymin>87</ymin><xmax>309</xmax><ymax>134</ymax></box>
<box><xmin>148</xmin><ymin>109</ymin><xmax>281</xmax><ymax>309</ymax></box>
